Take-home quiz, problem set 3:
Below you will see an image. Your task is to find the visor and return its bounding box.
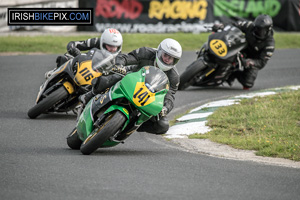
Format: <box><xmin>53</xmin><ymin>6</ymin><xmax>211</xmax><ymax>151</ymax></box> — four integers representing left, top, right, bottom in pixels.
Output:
<box><xmin>103</xmin><ymin>43</ymin><xmax>121</xmax><ymax>53</ymax></box>
<box><xmin>254</xmin><ymin>27</ymin><xmax>268</xmax><ymax>39</ymax></box>
<box><xmin>157</xmin><ymin>49</ymin><xmax>180</xmax><ymax>66</ymax></box>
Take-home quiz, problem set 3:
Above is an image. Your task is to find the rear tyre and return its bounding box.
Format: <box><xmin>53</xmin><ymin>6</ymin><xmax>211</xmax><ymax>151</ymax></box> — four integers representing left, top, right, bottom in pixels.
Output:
<box><xmin>27</xmin><ymin>86</ymin><xmax>69</xmax><ymax>119</ymax></box>
<box><xmin>178</xmin><ymin>59</ymin><xmax>206</xmax><ymax>90</ymax></box>
<box><xmin>67</xmin><ymin>128</ymin><xmax>82</xmax><ymax>150</ymax></box>
<box><xmin>80</xmin><ymin>111</ymin><xmax>127</xmax><ymax>155</ymax></box>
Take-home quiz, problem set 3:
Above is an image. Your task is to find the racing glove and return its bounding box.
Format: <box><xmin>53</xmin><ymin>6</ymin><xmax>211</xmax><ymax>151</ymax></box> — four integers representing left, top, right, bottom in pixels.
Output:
<box><xmin>242</xmin><ymin>58</ymin><xmax>255</xmax><ymax>69</ymax></box>
<box><xmin>159</xmin><ymin>106</ymin><xmax>168</xmax><ymax>118</ymax></box>
<box><xmin>111</xmin><ymin>65</ymin><xmax>127</xmax><ymax>75</ymax></box>
<box><xmin>212</xmin><ymin>23</ymin><xmax>224</xmax><ymax>32</ymax></box>
<box><xmin>68</xmin><ymin>47</ymin><xmax>81</xmax><ymax>57</ymax></box>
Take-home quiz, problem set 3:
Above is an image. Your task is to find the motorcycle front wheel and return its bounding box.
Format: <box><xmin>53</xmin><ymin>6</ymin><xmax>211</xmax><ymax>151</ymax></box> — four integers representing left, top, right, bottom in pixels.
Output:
<box><xmin>80</xmin><ymin>111</ymin><xmax>127</xmax><ymax>155</ymax></box>
<box><xmin>178</xmin><ymin>59</ymin><xmax>206</xmax><ymax>90</ymax></box>
<box><xmin>27</xmin><ymin>86</ymin><xmax>69</xmax><ymax>119</ymax></box>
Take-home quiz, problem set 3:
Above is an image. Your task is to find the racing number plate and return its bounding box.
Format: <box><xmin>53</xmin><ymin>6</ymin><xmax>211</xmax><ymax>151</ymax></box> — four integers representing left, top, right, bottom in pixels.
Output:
<box><xmin>75</xmin><ymin>60</ymin><xmax>101</xmax><ymax>85</ymax></box>
<box><xmin>132</xmin><ymin>82</ymin><xmax>155</xmax><ymax>107</ymax></box>
<box><xmin>209</xmin><ymin>39</ymin><xmax>228</xmax><ymax>57</ymax></box>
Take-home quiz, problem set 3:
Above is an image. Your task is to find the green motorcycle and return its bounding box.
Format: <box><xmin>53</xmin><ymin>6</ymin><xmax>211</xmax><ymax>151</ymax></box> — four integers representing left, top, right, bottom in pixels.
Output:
<box><xmin>67</xmin><ymin>65</ymin><xmax>169</xmax><ymax>155</ymax></box>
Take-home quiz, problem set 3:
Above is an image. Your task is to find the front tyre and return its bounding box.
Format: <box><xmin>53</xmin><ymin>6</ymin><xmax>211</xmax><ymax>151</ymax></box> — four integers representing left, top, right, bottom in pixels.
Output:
<box><xmin>80</xmin><ymin>111</ymin><xmax>127</xmax><ymax>155</ymax></box>
<box><xmin>178</xmin><ymin>59</ymin><xmax>206</xmax><ymax>90</ymax></box>
<box><xmin>27</xmin><ymin>86</ymin><xmax>69</xmax><ymax>119</ymax></box>
<box><xmin>67</xmin><ymin>128</ymin><xmax>82</xmax><ymax>150</ymax></box>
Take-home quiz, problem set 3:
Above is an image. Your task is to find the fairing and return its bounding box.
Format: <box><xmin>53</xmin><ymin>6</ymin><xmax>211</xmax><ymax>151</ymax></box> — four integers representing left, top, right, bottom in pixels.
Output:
<box><xmin>111</xmin><ymin>66</ymin><xmax>169</xmax><ymax>118</ymax></box>
<box><xmin>76</xmin><ymin>66</ymin><xmax>169</xmax><ymax>146</ymax></box>
<box><xmin>74</xmin><ymin>49</ymin><xmax>115</xmax><ymax>86</ymax></box>
<box><xmin>208</xmin><ymin>26</ymin><xmax>247</xmax><ymax>62</ymax></box>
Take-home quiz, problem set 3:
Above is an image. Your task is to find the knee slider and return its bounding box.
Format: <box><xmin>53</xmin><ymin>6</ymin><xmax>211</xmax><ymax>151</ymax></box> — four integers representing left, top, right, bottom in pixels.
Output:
<box><xmin>156</xmin><ymin>117</ymin><xmax>169</xmax><ymax>134</ymax></box>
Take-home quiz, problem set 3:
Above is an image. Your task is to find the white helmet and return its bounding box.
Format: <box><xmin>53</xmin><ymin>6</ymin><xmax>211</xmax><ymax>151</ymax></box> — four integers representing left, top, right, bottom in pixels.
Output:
<box><xmin>156</xmin><ymin>38</ymin><xmax>182</xmax><ymax>71</ymax></box>
<box><xmin>100</xmin><ymin>28</ymin><xmax>123</xmax><ymax>56</ymax></box>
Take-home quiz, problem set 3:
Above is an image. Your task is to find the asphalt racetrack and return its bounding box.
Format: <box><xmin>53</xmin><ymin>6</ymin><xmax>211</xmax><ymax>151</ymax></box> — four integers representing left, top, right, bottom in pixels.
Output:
<box><xmin>1</xmin><ymin>49</ymin><xmax>300</xmax><ymax>200</ymax></box>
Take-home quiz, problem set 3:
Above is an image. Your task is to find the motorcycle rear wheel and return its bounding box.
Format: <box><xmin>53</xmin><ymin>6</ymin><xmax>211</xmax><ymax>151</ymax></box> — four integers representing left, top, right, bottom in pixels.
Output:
<box><xmin>27</xmin><ymin>86</ymin><xmax>69</xmax><ymax>119</ymax></box>
<box><xmin>80</xmin><ymin>111</ymin><xmax>127</xmax><ymax>155</ymax></box>
<box><xmin>178</xmin><ymin>59</ymin><xmax>206</xmax><ymax>90</ymax></box>
<box><xmin>66</xmin><ymin>128</ymin><xmax>82</xmax><ymax>150</ymax></box>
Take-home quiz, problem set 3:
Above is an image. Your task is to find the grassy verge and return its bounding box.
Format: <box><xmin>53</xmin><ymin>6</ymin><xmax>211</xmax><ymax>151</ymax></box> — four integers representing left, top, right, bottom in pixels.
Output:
<box><xmin>0</xmin><ymin>32</ymin><xmax>299</xmax><ymax>54</ymax></box>
<box><xmin>189</xmin><ymin>89</ymin><xmax>300</xmax><ymax>161</ymax></box>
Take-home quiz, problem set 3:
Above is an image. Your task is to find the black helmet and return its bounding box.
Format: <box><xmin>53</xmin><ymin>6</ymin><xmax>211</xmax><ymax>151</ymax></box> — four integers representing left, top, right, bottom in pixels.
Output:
<box><xmin>253</xmin><ymin>14</ymin><xmax>273</xmax><ymax>40</ymax></box>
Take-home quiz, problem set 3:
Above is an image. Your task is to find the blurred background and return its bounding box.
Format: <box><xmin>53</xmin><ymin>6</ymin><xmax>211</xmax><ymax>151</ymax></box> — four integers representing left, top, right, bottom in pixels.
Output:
<box><xmin>1</xmin><ymin>0</ymin><xmax>299</xmax><ymax>34</ymax></box>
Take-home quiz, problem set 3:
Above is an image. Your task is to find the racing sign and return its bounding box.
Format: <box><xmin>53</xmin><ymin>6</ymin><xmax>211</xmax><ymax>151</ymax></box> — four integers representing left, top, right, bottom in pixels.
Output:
<box><xmin>78</xmin><ymin>0</ymin><xmax>300</xmax><ymax>33</ymax></box>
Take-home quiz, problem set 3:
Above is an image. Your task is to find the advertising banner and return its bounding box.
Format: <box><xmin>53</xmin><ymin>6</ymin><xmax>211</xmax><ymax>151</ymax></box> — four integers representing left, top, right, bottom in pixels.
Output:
<box><xmin>78</xmin><ymin>0</ymin><xmax>300</xmax><ymax>33</ymax></box>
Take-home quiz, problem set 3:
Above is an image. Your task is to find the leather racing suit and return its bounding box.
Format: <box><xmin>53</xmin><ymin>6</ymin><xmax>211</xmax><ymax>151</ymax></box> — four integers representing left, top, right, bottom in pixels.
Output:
<box><xmin>232</xmin><ymin>20</ymin><xmax>275</xmax><ymax>88</ymax></box>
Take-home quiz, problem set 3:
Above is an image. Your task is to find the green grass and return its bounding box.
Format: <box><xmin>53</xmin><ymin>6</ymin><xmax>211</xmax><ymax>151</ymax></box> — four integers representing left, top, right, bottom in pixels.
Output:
<box><xmin>273</xmin><ymin>33</ymin><xmax>300</xmax><ymax>49</ymax></box>
<box><xmin>190</xmin><ymin>90</ymin><xmax>300</xmax><ymax>161</ymax></box>
<box><xmin>0</xmin><ymin>32</ymin><xmax>299</xmax><ymax>54</ymax></box>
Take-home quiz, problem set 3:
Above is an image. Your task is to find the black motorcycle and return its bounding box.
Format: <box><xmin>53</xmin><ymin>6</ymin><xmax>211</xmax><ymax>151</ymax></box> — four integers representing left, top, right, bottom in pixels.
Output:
<box><xmin>178</xmin><ymin>25</ymin><xmax>248</xmax><ymax>90</ymax></box>
<box><xmin>27</xmin><ymin>49</ymin><xmax>115</xmax><ymax>119</ymax></box>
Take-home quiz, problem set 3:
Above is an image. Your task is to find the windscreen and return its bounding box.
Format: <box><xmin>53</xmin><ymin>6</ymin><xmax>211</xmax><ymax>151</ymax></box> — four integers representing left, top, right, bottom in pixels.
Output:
<box><xmin>144</xmin><ymin>66</ymin><xmax>169</xmax><ymax>93</ymax></box>
<box><xmin>91</xmin><ymin>49</ymin><xmax>115</xmax><ymax>74</ymax></box>
<box><xmin>225</xmin><ymin>26</ymin><xmax>246</xmax><ymax>46</ymax></box>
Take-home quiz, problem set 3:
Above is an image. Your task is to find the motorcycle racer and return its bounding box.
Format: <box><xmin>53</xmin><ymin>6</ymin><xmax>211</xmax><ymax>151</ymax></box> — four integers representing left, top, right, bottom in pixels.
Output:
<box><xmin>80</xmin><ymin>38</ymin><xmax>182</xmax><ymax>135</ymax></box>
<box><xmin>213</xmin><ymin>14</ymin><xmax>275</xmax><ymax>89</ymax></box>
<box><xmin>45</xmin><ymin>28</ymin><xmax>123</xmax><ymax>78</ymax></box>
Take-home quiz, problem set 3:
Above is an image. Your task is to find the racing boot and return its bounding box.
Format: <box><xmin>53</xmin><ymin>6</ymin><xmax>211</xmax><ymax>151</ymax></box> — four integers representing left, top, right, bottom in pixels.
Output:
<box><xmin>137</xmin><ymin>116</ymin><xmax>169</xmax><ymax>134</ymax></box>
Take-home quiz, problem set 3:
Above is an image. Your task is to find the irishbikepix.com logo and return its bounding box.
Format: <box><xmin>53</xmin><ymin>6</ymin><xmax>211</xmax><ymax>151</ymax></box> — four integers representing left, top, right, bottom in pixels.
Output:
<box><xmin>7</xmin><ymin>8</ymin><xmax>93</xmax><ymax>26</ymax></box>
